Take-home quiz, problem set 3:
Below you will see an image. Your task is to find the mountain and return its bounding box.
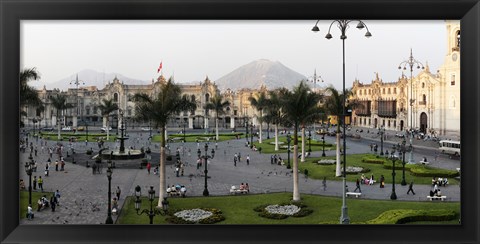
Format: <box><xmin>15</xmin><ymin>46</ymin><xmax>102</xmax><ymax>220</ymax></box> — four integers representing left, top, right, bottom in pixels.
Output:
<box><xmin>30</xmin><ymin>69</ymin><xmax>148</xmax><ymax>91</ymax></box>
<box><xmin>214</xmin><ymin>59</ymin><xmax>307</xmax><ymax>91</ymax></box>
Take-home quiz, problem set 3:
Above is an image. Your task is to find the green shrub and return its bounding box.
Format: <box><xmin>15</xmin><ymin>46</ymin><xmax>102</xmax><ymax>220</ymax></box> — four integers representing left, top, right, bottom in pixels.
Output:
<box><xmin>361</xmin><ymin>157</ymin><xmax>386</xmax><ymax>164</ymax></box>
<box><xmin>365</xmin><ymin>209</ymin><xmax>456</xmax><ymax>224</ymax></box>
<box><xmin>409</xmin><ymin>166</ymin><xmax>459</xmax><ymax>178</ymax></box>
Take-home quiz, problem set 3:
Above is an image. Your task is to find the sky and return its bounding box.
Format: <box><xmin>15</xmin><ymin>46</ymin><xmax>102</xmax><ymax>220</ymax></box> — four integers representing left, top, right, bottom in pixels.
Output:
<box><xmin>21</xmin><ymin>20</ymin><xmax>449</xmax><ymax>90</ymax></box>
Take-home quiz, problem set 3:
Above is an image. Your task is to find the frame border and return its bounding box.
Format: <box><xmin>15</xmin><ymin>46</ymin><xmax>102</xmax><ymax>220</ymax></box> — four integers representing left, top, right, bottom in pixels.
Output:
<box><xmin>1</xmin><ymin>0</ymin><xmax>479</xmax><ymax>243</ymax></box>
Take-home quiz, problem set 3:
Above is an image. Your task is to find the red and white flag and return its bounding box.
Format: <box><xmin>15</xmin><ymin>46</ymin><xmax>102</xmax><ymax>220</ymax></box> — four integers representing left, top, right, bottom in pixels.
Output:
<box><xmin>157</xmin><ymin>62</ymin><xmax>163</xmax><ymax>73</ymax></box>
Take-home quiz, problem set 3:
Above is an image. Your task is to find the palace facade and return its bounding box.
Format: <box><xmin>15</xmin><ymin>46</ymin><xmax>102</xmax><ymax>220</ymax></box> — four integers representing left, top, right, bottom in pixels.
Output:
<box><xmin>351</xmin><ymin>20</ymin><xmax>460</xmax><ymax>137</ymax></box>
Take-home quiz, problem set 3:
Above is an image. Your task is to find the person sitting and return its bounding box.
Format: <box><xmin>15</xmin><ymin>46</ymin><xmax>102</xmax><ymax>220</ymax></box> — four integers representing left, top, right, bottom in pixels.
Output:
<box><xmin>360</xmin><ymin>174</ymin><xmax>366</xmax><ymax>184</ymax></box>
<box><xmin>239</xmin><ymin>183</ymin><xmax>245</xmax><ymax>191</ymax></box>
<box><xmin>443</xmin><ymin>178</ymin><xmax>449</xmax><ymax>186</ymax></box>
<box><xmin>369</xmin><ymin>175</ymin><xmax>375</xmax><ymax>185</ymax></box>
<box><xmin>436</xmin><ymin>189</ymin><xmax>442</xmax><ymax>197</ymax></box>
<box><xmin>20</xmin><ymin>179</ymin><xmax>25</xmax><ymax>190</ymax></box>
<box><xmin>429</xmin><ymin>190</ymin><xmax>435</xmax><ymax>197</ymax></box>
<box><xmin>166</xmin><ymin>187</ymin><xmax>172</xmax><ymax>194</ymax></box>
<box><xmin>37</xmin><ymin>198</ymin><xmax>43</xmax><ymax>211</ymax></box>
<box><xmin>153</xmin><ymin>166</ymin><xmax>158</xmax><ymax>175</ymax></box>
<box><xmin>245</xmin><ymin>183</ymin><xmax>250</xmax><ymax>193</ymax></box>
<box><xmin>180</xmin><ymin>185</ymin><xmax>187</xmax><ymax>198</ymax></box>
<box><xmin>112</xmin><ymin>197</ymin><xmax>118</xmax><ymax>215</ymax></box>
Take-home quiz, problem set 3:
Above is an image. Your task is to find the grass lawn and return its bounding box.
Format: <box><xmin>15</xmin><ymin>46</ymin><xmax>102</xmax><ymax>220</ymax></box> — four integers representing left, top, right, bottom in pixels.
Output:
<box><xmin>116</xmin><ymin>192</ymin><xmax>460</xmax><ymax>224</ymax></box>
<box><xmin>251</xmin><ymin>136</ymin><xmax>336</xmax><ymax>154</ymax></box>
<box><xmin>19</xmin><ymin>190</ymin><xmax>53</xmax><ymax>219</ymax></box>
<box><xmin>39</xmin><ymin>132</ymin><xmax>117</xmax><ymax>142</ymax></box>
<box><xmin>152</xmin><ymin>132</ymin><xmax>244</xmax><ymax>143</ymax></box>
<box><xmin>297</xmin><ymin>154</ymin><xmax>460</xmax><ymax>185</ymax></box>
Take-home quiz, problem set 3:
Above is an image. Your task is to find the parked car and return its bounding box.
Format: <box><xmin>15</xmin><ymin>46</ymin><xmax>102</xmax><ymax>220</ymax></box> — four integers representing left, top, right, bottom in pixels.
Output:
<box><xmin>76</xmin><ymin>126</ymin><xmax>85</xmax><ymax>131</ymax></box>
<box><xmin>101</xmin><ymin>127</ymin><xmax>112</xmax><ymax>132</ymax></box>
<box><xmin>41</xmin><ymin>127</ymin><xmax>54</xmax><ymax>131</ymax></box>
<box><xmin>61</xmin><ymin>127</ymin><xmax>72</xmax><ymax>131</ymax></box>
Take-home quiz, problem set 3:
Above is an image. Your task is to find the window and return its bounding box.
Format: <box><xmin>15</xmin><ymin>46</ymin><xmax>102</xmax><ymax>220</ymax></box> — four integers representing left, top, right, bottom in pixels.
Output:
<box><xmin>422</xmin><ymin>83</ymin><xmax>425</xmax><ymax>88</ymax></box>
<box><xmin>382</xmin><ymin>88</ymin><xmax>385</xmax><ymax>94</ymax></box>
<box><xmin>394</xmin><ymin>88</ymin><xmax>396</xmax><ymax>94</ymax></box>
<box><xmin>114</xmin><ymin>93</ymin><xmax>118</xmax><ymax>102</ymax></box>
<box><xmin>359</xmin><ymin>90</ymin><xmax>362</xmax><ymax>95</ymax></box>
<box><xmin>388</xmin><ymin>120</ymin><xmax>390</xmax><ymax>127</ymax></box>
<box><xmin>234</xmin><ymin>110</ymin><xmax>237</xmax><ymax>116</ymax></box>
<box><xmin>388</xmin><ymin>88</ymin><xmax>391</xmax><ymax>94</ymax></box>
<box><xmin>451</xmin><ymin>74</ymin><xmax>456</xmax><ymax>86</ymax></box>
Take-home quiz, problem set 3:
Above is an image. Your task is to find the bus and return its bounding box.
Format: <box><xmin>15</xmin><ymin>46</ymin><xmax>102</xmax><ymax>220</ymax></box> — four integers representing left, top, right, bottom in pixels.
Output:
<box><xmin>438</xmin><ymin>140</ymin><xmax>460</xmax><ymax>157</ymax></box>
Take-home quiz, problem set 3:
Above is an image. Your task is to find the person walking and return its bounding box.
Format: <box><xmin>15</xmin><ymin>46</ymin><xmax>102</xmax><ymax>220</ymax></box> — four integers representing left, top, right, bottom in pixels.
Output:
<box><xmin>115</xmin><ymin>186</ymin><xmax>121</xmax><ymax>200</ymax></box>
<box><xmin>50</xmin><ymin>195</ymin><xmax>57</xmax><ymax>212</ymax></box>
<box><xmin>33</xmin><ymin>176</ymin><xmax>37</xmax><ymax>191</ymax></box>
<box><xmin>54</xmin><ymin>190</ymin><xmax>61</xmax><ymax>206</ymax></box>
<box><xmin>146</xmin><ymin>162</ymin><xmax>151</xmax><ymax>174</ymax></box>
<box><xmin>322</xmin><ymin>177</ymin><xmax>327</xmax><ymax>191</ymax></box>
<box><xmin>407</xmin><ymin>181</ymin><xmax>416</xmax><ymax>195</ymax></box>
<box><xmin>44</xmin><ymin>163</ymin><xmax>49</xmax><ymax>177</ymax></box>
<box><xmin>37</xmin><ymin>176</ymin><xmax>43</xmax><ymax>192</ymax></box>
<box><xmin>246</xmin><ymin>155</ymin><xmax>250</xmax><ymax>165</ymax></box>
<box><xmin>233</xmin><ymin>154</ymin><xmax>237</xmax><ymax>167</ymax></box>
<box><xmin>55</xmin><ymin>160</ymin><xmax>59</xmax><ymax>171</ymax></box>
<box><xmin>60</xmin><ymin>159</ymin><xmax>65</xmax><ymax>171</ymax></box>
<box><xmin>27</xmin><ymin>204</ymin><xmax>34</xmax><ymax>220</ymax></box>
<box><xmin>354</xmin><ymin>178</ymin><xmax>362</xmax><ymax>193</ymax></box>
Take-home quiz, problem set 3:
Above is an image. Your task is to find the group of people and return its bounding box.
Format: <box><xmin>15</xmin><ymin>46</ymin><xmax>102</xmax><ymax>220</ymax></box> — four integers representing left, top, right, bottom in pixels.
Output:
<box><xmin>34</xmin><ymin>190</ymin><xmax>61</xmax><ymax>214</ymax></box>
<box><xmin>166</xmin><ymin>184</ymin><xmax>187</xmax><ymax>197</ymax></box>
<box><xmin>432</xmin><ymin>177</ymin><xmax>449</xmax><ymax>187</ymax></box>
<box><xmin>238</xmin><ymin>182</ymin><xmax>250</xmax><ymax>193</ymax></box>
<box><xmin>270</xmin><ymin>154</ymin><xmax>284</xmax><ymax>165</ymax></box>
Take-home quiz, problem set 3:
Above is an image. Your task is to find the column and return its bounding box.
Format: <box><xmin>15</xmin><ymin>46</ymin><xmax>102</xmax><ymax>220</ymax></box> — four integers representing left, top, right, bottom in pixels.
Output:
<box><xmin>230</xmin><ymin>117</ymin><xmax>235</xmax><ymax>129</ymax></box>
<box><xmin>188</xmin><ymin>117</ymin><xmax>193</xmax><ymax>129</ymax></box>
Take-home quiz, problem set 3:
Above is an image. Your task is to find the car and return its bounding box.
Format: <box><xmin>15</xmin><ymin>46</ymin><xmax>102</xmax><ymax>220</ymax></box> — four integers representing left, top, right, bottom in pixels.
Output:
<box><xmin>61</xmin><ymin>127</ymin><xmax>72</xmax><ymax>131</ymax></box>
<box><xmin>41</xmin><ymin>127</ymin><xmax>54</xmax><ymax>131</ymax></box>
<box><xmin>76</xmin><ymin>126</ymin><xmax>85</xmax><ymax>131</ymax></box>
<box><xmin>101</xmin><ymin>127</ymin><xmax>112</xmax><ymax>132</ymax></box>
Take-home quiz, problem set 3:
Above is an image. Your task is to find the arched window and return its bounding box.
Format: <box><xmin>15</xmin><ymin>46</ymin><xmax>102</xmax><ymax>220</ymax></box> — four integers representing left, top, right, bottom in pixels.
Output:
<box><xmin>205</xmin><ymin>93</ymin><xmax>210</xmax><ymax>103</ymax></box>
<box><xmin>191</xmin><ymin>94</ymin><xmax>196</xmax><ymax>102</ymax></box>
<box><xmin>388</xmin><ymin>88</ymin><xmax>391</xmax><ymax>94</ymax></box>
<box><xmin>114</xmin><ymin>93</ymin><xmax>118</xmax><ymax>102</ymax></box>
<box><xmin>422</xmin><ymin>83</ymin><xmax>425</xmax><ymax>88</ymax></box>
<box><xmin>394</xmin><ymin>88</ymin><xmax>396</xmax><ymax>94</ymax></box>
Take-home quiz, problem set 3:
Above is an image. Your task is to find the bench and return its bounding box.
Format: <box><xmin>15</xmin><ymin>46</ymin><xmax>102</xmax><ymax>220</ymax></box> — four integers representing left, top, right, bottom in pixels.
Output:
<box><xmin>427</xmin><ymin>195</ymin><xmax>446</xmax><ymax>201</ymax></box>
<box><xmin>230</xmin><ymin>189</ymin><xmax>248</xmax><ymax>195</ymax></box>
<box><xmin>346</xmin><ymin>192</ymin><xmax>362</xmax><ymax>198</ymax></box>
<box><xmin>420</xmin><ymin>161</ymin><xmax>430</xmax><ymax>165</ymax></box>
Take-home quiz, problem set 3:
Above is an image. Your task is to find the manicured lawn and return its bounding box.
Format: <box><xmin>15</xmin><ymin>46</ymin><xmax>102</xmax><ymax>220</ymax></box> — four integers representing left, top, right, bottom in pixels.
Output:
<box><xmin>297</xmin><ymin>154</ymin><xmax>460</xmax><ymax>185</ymax></box>
<box><xmin>19</xmin><ymin>190</ymin><xmax>53</xmax><ymax>219</ymax></box>
<box><xmin>152</xmin><ymin>133</ymin><xmax>244</xmax><ymax>143</ymax></box>
<box><xmin>39</xmin><ymin>132</ymin><xmax>117</xmax><ymax>142</ymax></box>
<box><xmin>251</xmin><ymin>136</ymin><xmax>336</xmax><ymax>154</ymax></box>
<box><xmin>116</xmin><ymin>192</ymin><xmax>460</xmax><ymax>224</ymax></box>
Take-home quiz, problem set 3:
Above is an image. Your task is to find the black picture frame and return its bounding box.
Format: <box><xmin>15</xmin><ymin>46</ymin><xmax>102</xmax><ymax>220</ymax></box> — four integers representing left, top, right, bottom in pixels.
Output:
<box><xmin>1</xmin><ymin>0</ymin><xmax>479</xmax><ymax>243</ymax></box>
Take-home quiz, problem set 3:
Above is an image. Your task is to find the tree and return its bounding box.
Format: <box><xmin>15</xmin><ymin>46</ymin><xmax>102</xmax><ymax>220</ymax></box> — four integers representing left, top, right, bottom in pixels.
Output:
<box><xmin>133</xmin><ymin>78</ymin><xmax>196</xmax><ymax>203</ymax></box>
<box><xmin>49</xmin><ymin>94</ymin><xmax>74</xmax><ymax>140</ymax></box>
<box><xmin>20</xmin><ymin>68</ymin><xmax>42</xmax><ymax>127</ymax></box>
<box><xmin>265</xmin><ymin>89</ymin><xmax>286</xmax><ymax>151</ymax></box>
<box><xmin>280</xmin><ymin>81</ymin><xmax>323</xmax><ymax>201</ymax></box>
<box><xmin>98</xmin><ymin>98</ymin><xmax>119</xmax><ymax>141</ymax></box>
<box><xmin>248</xmin><ymin>91</ymin><xmax>268</xmax><ymax>144</ymax></box>
<box><xmin>205</xmin><ymin>94</ymin><xmax>230</xmax><ymax>141</ymax></box>
<box><xmin>323</xmin><ymin>86</ymin><xmax>360</xmax><ymax>177</ymax></box>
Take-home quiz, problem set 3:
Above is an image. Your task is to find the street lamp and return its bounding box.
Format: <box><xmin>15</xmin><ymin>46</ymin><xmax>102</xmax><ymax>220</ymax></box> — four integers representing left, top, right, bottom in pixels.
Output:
<box><xmin>134</xmin><ymin>185</ymin><xmax>169</xmax><ymax>224</ymax></box>
<box><xmin>245</xmin><ymin>117</ymin><xmax>249</xmax><ymax>144</ymax></box>
<box><xmin>378</xmin><ymin>125</ymin><xmax>385</xmax><ymax>155</ymax></box>
<box><xmin>398</xmin><ymin>138</ymin><xmax>408</xmax><ymax>186</ymax></box>
<box><xmin>321</xmin><ymin>128</ymin><xmax>326</xmax><ymax>157</ymax></box>
<box><xmin>286</xmin><ymin>131</ymin><xmax>292</xmax><ymax>169</ymax></box>
<box><xmin>70</xmin><ymin>74</ymin><xmax>85</xmax><ymax>126</ymax></box>
<box><xmin>183</xmin><ymin>118</ymin><xmax>187</xmax><ymax>143</ymax></box>
<box><xmin>105</xmin><ymin>160</ymin><xmax>113</xmax><ymax>224</ymax></box>
<box><xmin>313</xmin><ymin>19</ymin><xmax>371</xmax><ymax>225</ymax></box>
<box><xmin>389</xmin><ymin>146</ymin><xmax>398</xmax><ymax>200</ymax></box>
<box><xmin>308</xmin><ymin>129</ymin><xmax>312</xmax><ymax>153</ymax></box>
<box><xmin>197</xmin><ymin>143</ymin><xmax>215</xmax><ymax>196</ymax></box>
<box><xmin>307</xmin><ymin>69</ymin><xmax>324</xmax><ymax>141</ymax></box>
<box><xmin>398</xmin><ymin>49</ymin><xmax>424</xmax><ymax>164</ymax></box>
<box><xmin>24</xmin><ymin>161</ymin><xmax>33</xmax><ymax>205</ymax></box>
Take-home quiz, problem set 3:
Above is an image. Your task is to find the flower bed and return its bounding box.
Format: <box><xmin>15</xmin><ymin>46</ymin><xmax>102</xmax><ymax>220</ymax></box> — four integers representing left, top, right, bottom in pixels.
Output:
<box><xmin>254</xmin><ymin>202</ymin><xmax>313</xmax><ymax>219</ymax></box>
<box><xmin>166</xmin><ymin>208</ymin><xmax>225</xmax><ymax>224</ymax></box>
<box><xmin>269</xmin><ymin>141</ymin><xmax>285</xmax><ymax>145</ymax></box>
<box><xmin>317</xmin><ymin>159</ymin><xmax>336</xmax><ymax>165</ymax></box>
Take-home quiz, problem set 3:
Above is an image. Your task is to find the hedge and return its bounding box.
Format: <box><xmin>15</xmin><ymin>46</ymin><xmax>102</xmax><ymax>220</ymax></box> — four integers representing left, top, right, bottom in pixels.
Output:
<box><xmin>365</xmin><ymin>209</ymin><xmax>457</xmax><ymax>224</ymax></box>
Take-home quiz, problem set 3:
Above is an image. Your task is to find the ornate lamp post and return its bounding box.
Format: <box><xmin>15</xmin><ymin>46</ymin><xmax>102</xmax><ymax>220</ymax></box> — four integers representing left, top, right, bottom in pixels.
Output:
<box><xmin>307</xmin><ymin>69</ymin><xmax>324</xmax><ymax>141</ymax></box>
<box><xmin>321</xmin><ymin>128</ymin><xmax>326</xmax><ymax>157</ymax></box>
<box><xmin>105</xmin><ymin>160</ymin><xmax>113</xmax><ymax>224</ymax></box>
<box><xmin>398</xmin><ymin>49</ymin><xmax>424</xmax><ymax>164</ymax></box>
<box><xmin>24</xmin><ymin>161</ymin><xmax>33</xmax><ymax>205</ymax></box>
<box><xmin>286</xmin><ymin>131</ymin><xmax>292</xmax><ymax>169</ymax></box>
<box><xmin>399</xmin><ymin>138</ymin><xmax>407</xmax><ymax>186</ymax></box>
<box><xmin>312</xmin><ymin>19</ymin><xmax>371</xmax><ymax>225</ymax></box>
<box><xmin>197</xmin><ymin>143</ymin><xmax>215</xmax><ymax>196</ymax></box>
<box><xmin>378</xmin><ymin>125</ymin><xmax>385</xmax><ymax>155</ymax></box>
<box><xmin>134</xmin><ymin>185</ymin><xmax>169</xmax><ymax>224</ymax></box>
<box><xmin>70</xmin><ymin>74</ymin><xmax>85</xmax><ymax>126</ymax></box>
<box><xmin>389</xmin><ymin>146</ymin><xmax>398</xmax><ymax>200</ymax></box>
<box><xmin>245</xmin><ymin>117</ymin><xmax>249</xmax><ymax>144</ymax></box>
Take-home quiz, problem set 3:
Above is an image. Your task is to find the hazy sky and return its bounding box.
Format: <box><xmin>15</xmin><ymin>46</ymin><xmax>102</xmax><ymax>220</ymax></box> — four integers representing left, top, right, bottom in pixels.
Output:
<box><xmin>21</xmin><ymin>20</ymin><xmax>449</xmax><ymax>90</ymax></box>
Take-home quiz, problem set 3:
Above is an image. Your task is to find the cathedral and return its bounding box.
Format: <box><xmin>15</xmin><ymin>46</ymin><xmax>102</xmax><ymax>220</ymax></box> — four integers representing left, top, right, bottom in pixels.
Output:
<box><xmin>350</xmin><ymin>20</ymin><xmax>460</xmax><ymax>137</ymax></box>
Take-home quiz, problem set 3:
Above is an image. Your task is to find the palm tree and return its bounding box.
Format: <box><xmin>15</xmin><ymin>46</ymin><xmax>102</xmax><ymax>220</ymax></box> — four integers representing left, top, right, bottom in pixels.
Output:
<box><xmin>280</xmin><ymin>81</ymin><xmax>323</xmax><ymax>201</ymax></box>
<box><xmin>265</xmin><ymin>89</ymin><xmax>286</xmax><ymax>151</ymax></box>
<box><xmin>133</xmin><ymin>78</ymin><xmax>196</xmax><ymax>203</ymax></box>
<box><xmin>205</xmin><ymin>94</ymin><xmax>230</xmax><ymax>141</ymax></box>
<box><xmin>323</xmin><ymin>86</ymin><xmax>360</xmax><ymax>177</ymax></box>
<box><xmin>49</xmin><ymin>94</ymin><xmax>74</xmax><ymax>140</ymax></box>
<box><xmin>98</xmin><ymin>98</ymin><xmax>119</xmax><ymax>141</ymax></box>
<box><xmin>20</xmin><ymin>68</ymin><xmax>42</xmax><ymax>127</ymax></box>
<box><xmin>248</xmin><ymin>91</ymin><xmax>268</xmax><ymax>144</ymax></box>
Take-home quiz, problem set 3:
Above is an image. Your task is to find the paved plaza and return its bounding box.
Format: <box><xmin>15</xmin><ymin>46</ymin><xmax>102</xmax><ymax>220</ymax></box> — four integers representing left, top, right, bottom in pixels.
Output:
<box><xmin>19</xmin><ymin>127</ymin><xmax>461</xmax><ymax>224</ymax></box>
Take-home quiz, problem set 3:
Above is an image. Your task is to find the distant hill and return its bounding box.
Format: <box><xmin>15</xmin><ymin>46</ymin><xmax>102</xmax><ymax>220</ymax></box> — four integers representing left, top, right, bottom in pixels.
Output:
<box><xmin>214</xmin><ymin>59</ymin><xmax>307</xmax><ymax>91</ymax></box>
<box><xmin>30</xmin><ymin>69</ymin><xmax>148</xmax><ymax>91</ymax></box>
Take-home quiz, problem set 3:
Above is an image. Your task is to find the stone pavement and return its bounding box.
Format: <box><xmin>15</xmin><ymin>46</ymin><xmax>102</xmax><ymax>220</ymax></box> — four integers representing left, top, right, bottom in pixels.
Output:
<box><xmin>19</xmin><ymin>129</ymin><xmax>460</xmax><ymax>224</ymax></box>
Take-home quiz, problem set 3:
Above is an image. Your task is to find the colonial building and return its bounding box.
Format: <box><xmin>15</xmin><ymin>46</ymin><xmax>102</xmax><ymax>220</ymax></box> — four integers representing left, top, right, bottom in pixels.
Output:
<box><xmin>351</xmin><ymin>20</ymin><xmax>460</xmax><ymax>137</ymax></box>
<box><xmin>25</xmin><ymin>74</ymin><xmax>261</xmax><ymax>131</ymax></box>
